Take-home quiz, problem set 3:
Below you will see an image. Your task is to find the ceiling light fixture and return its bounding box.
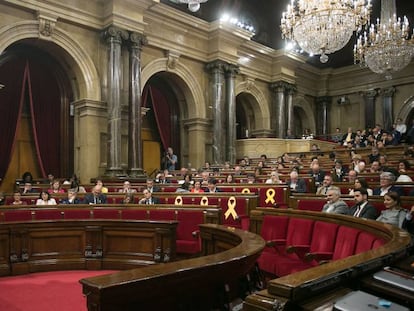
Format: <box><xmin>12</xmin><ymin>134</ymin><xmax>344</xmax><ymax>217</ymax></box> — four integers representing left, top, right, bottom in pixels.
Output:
<box><xmin>169</xmin><ymin>0</ymin><xmax>208</xmax><ymax>12</ymax></box>
<box><xmin>281</xmin><ymin>0</ymin><xmax>371</xmax><ymax>63</ymax></box>
<box><xmin>354</xmin><ymin>0</ymin><xmax>414</xmax><ymax>80</ymax></box>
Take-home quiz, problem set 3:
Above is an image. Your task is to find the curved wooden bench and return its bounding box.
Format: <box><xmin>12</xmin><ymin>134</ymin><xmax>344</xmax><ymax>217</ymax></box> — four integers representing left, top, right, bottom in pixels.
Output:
<box><xmin>244</xmin><ymin>208</ymin><xmax>412</xmax><ymax>310</ymax></box>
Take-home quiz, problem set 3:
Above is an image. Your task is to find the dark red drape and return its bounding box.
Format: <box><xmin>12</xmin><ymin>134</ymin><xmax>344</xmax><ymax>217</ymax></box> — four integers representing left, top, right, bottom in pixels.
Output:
<box><xmin>0</xmin><ymin>58</ymin><xmax>26</xmax><ymax>182</ymax></box>
<box><xmin>26</xmin><ymin>61</ymin><xmax>61</xmax><ymax>178</ymax></box>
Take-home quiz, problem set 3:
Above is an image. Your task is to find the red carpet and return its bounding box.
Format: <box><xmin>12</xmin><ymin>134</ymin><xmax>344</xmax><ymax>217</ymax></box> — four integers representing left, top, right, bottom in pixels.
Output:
<box><xmin>0</xmin><ymin>270</ymin><xmax>116</xmax><ymax>311</ymax></box>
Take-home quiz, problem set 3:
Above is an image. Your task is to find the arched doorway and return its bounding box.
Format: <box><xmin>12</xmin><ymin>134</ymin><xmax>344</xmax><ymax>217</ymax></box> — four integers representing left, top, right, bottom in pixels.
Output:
<box><xmin>236</xmin><ymin>92</ymin><xmax>257</xmax><ymax>139</ymax></box>
<box><xmin>142</xmin><ymin>72</ymin><xmax>185</xmax><ymax>175</ymax></box>
<box><xmin>0</xmin><ymin>41</ymin><xmax>73</xmax><ymax>190</ymax></box>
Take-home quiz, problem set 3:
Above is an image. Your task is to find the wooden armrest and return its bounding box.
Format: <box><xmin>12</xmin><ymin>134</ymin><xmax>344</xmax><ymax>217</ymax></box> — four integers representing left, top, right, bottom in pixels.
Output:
<box><xmin>192</xmin><ymin>230</ymin><xmax>200</xmax><ymax>238</ymax></box>
<box><xmin>304</xmin><ymin>252</ymin><xmax>333</xmax><ymax>262</ymax></box>
<box><xmin>286</xmin><ymin>245</ymin><xmax>310</xmax><ymax>254</ymax></box>
<box><xmin>266</xmin><ymin>239</ymin><xmax>286</xmax><ymax>247</ymax></box>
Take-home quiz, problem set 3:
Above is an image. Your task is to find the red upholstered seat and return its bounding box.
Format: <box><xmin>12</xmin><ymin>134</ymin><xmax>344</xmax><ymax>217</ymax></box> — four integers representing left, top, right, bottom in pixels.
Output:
<box><xmin>3</xmin><ymin>210</ymin><xmax>33</xmax><ymax>222</ymax></box>
<box><xmin>258</xmin><ymin>186</ymin><xmax>289</xmax><ymax>208</ymax></box>
<box><xmin>92</xmin><ymin>209</ymin><xmax>121</xmax><ymax>219</ymax></box>
<box><xmin>221</xmin><ymin>197</ymin><xmax>249</xmax><ymax>230</ymax></box>
<box><xmin>355</xmin><ymin>231</ymin><xmax>378</xmax><ymax>254</ymax></box>
<box><xmin>34</xmin><ymin>209</ymin><xmax>63</xmax><ymax>220</ymax></box>
<box><xmin>63</xmin><ymin>209</ymin><xmax>92</xmax><ymax>219</ymax></box>
<box><xmin>304</xmin><ymin>221</ymin><xmax>339</xmax><ymax>263</ymax></box>
<box><xmin>121</xmin><ymin>209</ymin><xmax>149</xmax><ymax>220</ymax></box>
<box><xmin>148</xmin><ymin>209</ymin><xmax>176</xmax><ymax>221</ymax></box>
<box><xmin>176</xmin><ymin>210</ymin><xmax>204</xmax><ymax>254</ymax></box>
<box><xmin>332</xmin><ymin>226</ymin><xmax>361</xmax><ymax>260</ymax></box>
<box><xmin>296</xmin><ymin>199</ymin><xmax>325</xmax><ymax>212</ymax></box>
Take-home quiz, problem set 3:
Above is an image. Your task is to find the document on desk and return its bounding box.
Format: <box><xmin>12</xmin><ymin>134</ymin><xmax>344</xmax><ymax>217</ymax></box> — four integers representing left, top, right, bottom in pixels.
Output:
<box><xmin>373</xmin><ymin>269</ymin><xmax>414</xmax><ymax>293</ymax></box>
<box><xmin>333</xmin><ymin>290</ymin><xmax>409</xmax><ymax>311</ymax></box>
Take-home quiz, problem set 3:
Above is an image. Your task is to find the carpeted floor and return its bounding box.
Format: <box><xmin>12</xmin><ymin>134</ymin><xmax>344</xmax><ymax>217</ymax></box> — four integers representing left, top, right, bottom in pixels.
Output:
<box><xmin>0</xmin><ymin>270</ymin><xmax>116</xmax><ymax>311</ymax></box>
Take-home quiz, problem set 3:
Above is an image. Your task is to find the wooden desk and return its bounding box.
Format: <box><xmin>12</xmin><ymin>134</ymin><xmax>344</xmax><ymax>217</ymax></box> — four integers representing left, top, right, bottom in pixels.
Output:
<box><xmin>80</xmin><ymin>224</ymin><xmax>265</xmax><ymax>311</ymax></box>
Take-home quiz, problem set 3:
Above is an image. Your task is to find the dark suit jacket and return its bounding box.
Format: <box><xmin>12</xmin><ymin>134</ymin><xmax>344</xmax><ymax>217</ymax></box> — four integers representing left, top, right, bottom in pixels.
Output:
<box><xmin>341</xmin><ymin>132</ymin><xmax>356</xmax><ymax>144</ymax></box>
<box><xmin>60</xmin><ymin>198</ymin><xmax>81</xmax><ymax>204</ymax></box>
<box><xmin>139</xmin><ymin>197</ymin><xmax>160</xmax><ymax>204</ymax></box>
<box><xmin>348</xmin><ymin>202</ymin><xmax>378</xmax><ymax>220</ymax></box>
<box><xmin>373</xmin><ymin>185</ymin><xmax>404</xmax><ymax>197</ymax></box>
<box><xmin>83</xmin><ymin>193</ymin><xmax>107</xmax><ymax>204</ymax></box>
<box><xmin>287</xmin><ymin>178</ymin><xmax>307</xmax><ymax>193</ymax></box>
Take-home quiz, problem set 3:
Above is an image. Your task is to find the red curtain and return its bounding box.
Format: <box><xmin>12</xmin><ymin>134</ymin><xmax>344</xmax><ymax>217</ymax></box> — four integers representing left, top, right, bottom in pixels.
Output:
<box><xmin>0</xmin><ymin>58</ymin><xmax>26</xmax><ymax>182</ymax></box>
<box><xmin>0</xmin><ymin>57</ymin><xmax>62</xmax><ymax>181</ymax></box>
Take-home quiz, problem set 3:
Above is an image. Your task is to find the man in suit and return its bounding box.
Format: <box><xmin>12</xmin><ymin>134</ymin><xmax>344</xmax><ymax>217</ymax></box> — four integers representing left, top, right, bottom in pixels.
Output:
<box><xmin>146</xmin><ymin>179</ymin><xmax>161</xmax><ymax>193</ymax></box>
<box><xmin>348</xmin><ymin>188</ymin><xmax>378</xmax><ymax>220</ymax></box>
<box><xmin>373</xmin><ymin>171</ymin><xmax>404</xmax><ymax>196</ymax></box>
<box><xmin>206</xmin><ymin>178</ymin><xmax>221</xmax><ymax>193</ymax></box>
<box><xmin>340</xmin><ymin>127</ymin><xmax>356</xmax><ymax>146</ymax></box>
<box><xmin>316</xmin><ymin>175</ymin><xmax>339</xmax><ymax>195</ymax></box>
<box><xmin>287</xmin><ymin>170</ymin><xmax>307</xmax><ymax>193</ymax></box>
<box><xmin>322</xmin><ymin>188</ymin><xmax>348</xmax><ymax>215</ymax></box>
<box><xmin>138</xmin><ymin>189</ymin><xmax>160</xmax><ymax>204</ymax></box>
<box><xmin>60</xmin><ymin>188</ymin><xmax>81</xmax><ymax>204</ymax></box>
<box><xmin>83</xmin><ymin>186</ymin><xmax>107</xmax><ymax>204</ymax></box>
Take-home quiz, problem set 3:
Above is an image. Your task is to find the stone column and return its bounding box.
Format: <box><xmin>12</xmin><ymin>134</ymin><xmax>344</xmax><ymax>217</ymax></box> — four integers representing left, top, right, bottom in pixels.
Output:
<box><xmin>286</xmin><ymin>84</ymin><xmax>297</xmax><ymax>136</ymax></box>
<box><xmin>206</xmin><ymin>60</ymin><xmax>226</xmax><ymax>165</ymax></box>
<box><xmin>103</xmin><ymin>26</ymin><xmax>128</xmax><ymax>177</ymax></box>
<box><xmin>316</xmin><ymin>96</ymin><xmax>331</xmax><ymax>136</ymax></box>
<box><xmin>380</xmin><ymin>87</ymin><xmax>395</xmax><ymax>131</ymax></box>
<box><xmin>269</xmin><ymin>82</ymin><xmax>287</xmax><ymax>138</ymax></box>
<box><xmin>362</xmin><ymin>90</ymin><xmax>377</xmax><ymax>128</ymax></box>
<box><xmin>127</xmin><ymin>32</ymin><xmax>147</xmax><ymax>177</ymax></box>
<box><xmin>224</xmin><ymin>64</ymin><xmax>239</xmax><ymax>164</ymax></box>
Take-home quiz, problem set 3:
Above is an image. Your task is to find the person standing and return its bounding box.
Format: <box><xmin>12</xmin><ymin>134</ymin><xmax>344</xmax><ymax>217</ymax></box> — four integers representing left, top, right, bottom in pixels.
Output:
<box><xmin>165</xmin><ymin>147</ymin><xmax>178</xmax><ymax>171</ymax></box>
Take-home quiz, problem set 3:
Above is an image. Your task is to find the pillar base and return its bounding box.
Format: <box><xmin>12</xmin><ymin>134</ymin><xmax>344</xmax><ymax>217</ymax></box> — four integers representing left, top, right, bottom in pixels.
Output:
<box><xmin>104</xmin><ymin>168</ymin><xmax>126</xmax><ymax>178</ymax></box>
<box><xmin>128</xmin><ymin>168</ymin><xmax>147</xmax><ymax>178</ymax></box>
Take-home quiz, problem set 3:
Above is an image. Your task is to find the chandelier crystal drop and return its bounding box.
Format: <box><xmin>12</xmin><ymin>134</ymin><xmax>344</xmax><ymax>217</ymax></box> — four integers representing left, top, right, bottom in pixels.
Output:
<box><xmin>280</xmin><ymin>0</ymin><xmax>371</xmax><ymax>63</ymax></box>
<box><xmin>354</xmin><ymin>6</ymin><xmax>414</xmax><ymax>79</ymax></box>
<box><xmin>169</xmin><ymin>0</ymin><xmax>208</xmax><ymax>12</ymax></box>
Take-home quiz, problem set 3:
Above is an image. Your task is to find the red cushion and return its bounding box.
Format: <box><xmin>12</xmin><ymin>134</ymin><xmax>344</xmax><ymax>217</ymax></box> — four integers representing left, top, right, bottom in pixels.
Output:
<box><xmin>332</xmin><ymin>226</ymin><xmax>361</xmax><ymax>260</ymax></box>
<box><xmin>3</xmin><ymin>210</ymin><xmax>33</xmax><ymax>222</ymax></box>
<box><xmin>148</xmin><ymin>209</ymin><xmax>176</xmax><ymax>221</ymax></box>
<box><xmin>34</xmin><ymin>209</ymin><xmax>63</xmax><ymax>220</ymax></box>
<box><xmin>297</xmin><ymin>199</ymin><xmax>325</xmax><ymax>212</ymax></box>
<box><xmin>121</xmin><ymin>209</ymin><xmax>149</xmax><ymax>220</ymax></box>
<box><xmin>355</xmin><ymin>231</ymin><xmax>378</xmax><ymax>254</ymax></box>
<box><xmin>63</xmin><ymin>209</ymin><xmax>92</xmax><ymax>219</ymax></box>
<box><xmin>92</xmin><ymin>209</ymin><xmax>120</xmax><ymax>219</ymax></box>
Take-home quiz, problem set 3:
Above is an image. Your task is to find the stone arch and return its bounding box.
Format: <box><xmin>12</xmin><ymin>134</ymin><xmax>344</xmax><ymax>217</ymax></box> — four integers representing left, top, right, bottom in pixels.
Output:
<box><xmin>235</xmin><ymin>81</ymin><xmax>271</xmax><ymax>130</ymax></box>
<box><xmin>142</xmin><ymin>58</ymin><xmax>205</xmax><ymax>119</ymax></box>
<box><xmin>397</xmin><ymin>95</ymin><xmax>414</xmax><ymax>123</ymax></box>
<box><xmin>294</xmin><ymin>96</ymin><xmax>316</xmax><ymax>134</ymax></box>
<box><xmin>0</xmin><ymin>20</ymin><xmax>100</xmax><ymax>100</ymax></box>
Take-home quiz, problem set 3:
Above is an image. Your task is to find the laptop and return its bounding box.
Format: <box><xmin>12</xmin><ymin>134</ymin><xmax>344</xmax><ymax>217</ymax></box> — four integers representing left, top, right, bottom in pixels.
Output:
<box><xmin>333</xmin><ymin>290</ymin><xmax>409</xmax><ymax>311</ymax></box>
<box><xmin>373</xmin><ymin>269</ymin><xmax>414</xmax><ymax>293</ymax></box>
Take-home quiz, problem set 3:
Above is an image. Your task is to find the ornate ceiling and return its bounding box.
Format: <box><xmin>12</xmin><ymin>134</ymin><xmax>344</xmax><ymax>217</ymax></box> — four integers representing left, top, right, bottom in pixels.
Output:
<box><xmin>162</xmin><ymin>0</ymin><xmax>414</xmax><ymax>69</ymax></box>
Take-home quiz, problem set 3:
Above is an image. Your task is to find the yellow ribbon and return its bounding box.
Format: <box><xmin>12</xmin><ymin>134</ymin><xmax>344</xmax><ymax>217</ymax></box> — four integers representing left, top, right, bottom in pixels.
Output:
<box><xmin>224</xmin><ymin>196</ymin><xmax>238</xmax><ymax>220</ymax></box>
<box><xmin>174</xmin><ymin>196</ymin><xmax>183</xmax><ymax>205</ymax></box>
<box><xmin>241</xmin><ymin>188</ymin><xmax>251</xmax><ymax>194</ymax></box>
<box><xmin>265</xmin><ymin>188</ymin><xmax>276</xmax><ymax>204</ymax></box>
<box><xmin>200</xmin><ymin>196</ymin><xmax>209</xmax><ymax>206</ymax></box>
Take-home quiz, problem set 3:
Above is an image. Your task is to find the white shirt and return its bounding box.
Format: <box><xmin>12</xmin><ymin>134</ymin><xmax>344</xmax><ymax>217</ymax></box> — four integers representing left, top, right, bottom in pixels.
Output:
<box><xmin>36</xmin><ymin>198</ymin><xmax>57</xmax><ymax>205</ymax></box>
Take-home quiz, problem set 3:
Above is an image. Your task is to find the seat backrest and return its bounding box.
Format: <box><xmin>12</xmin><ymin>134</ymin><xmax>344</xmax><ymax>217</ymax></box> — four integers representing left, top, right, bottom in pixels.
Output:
<box><xmin>297</xmin><ymin>199</ymin><xmax>325</xmax><ymax>212</ymax></box>
<box><xmin>3</xmin><ymin>210</ymin><xmax>33</xmax><ymax>222</ymax></box>
<box><xmin>286</xmin><ymin>218</ymin><xmax>315</xmax><ymax>247</ymax></box>
<box><xmin>121</xmin><ymin>209</ymin><xmax>149</xmax><ymax>220</ymax></box>
<box><xmin>260</xmin><ymin>215</ymin><xmax>290</xmax><ymax>242</ymax></box>
<box><xmin>34</xmin><ymin>209</ymin><xmax>63</xmax><ymax>220</ymax></box>
<box><xmin>176</xmin><ymin>210</ymin><xmax>204</xmax><ymax>240</ymax></box>
<box><xmin>309</xmin><ymin>221</ymin><xmax>339</xmax><ymax>253</ymax></box>
<box><xmin>63</xmin><ymin>209</ymin><xmax>92</xmax><ymax>220</ymax></box>
<box><xmin>332</xmin><ymin>226</ymin><xmax>361</xmax><ymax>260</ymax></box>
<box><xmin>148</xmin><ymin>209</ymin><xmax>176</xmax><ymax>221</ymax></box>
<box><xmin>354</xmin><ymin>231</ymin><xmax>378</xmax><ymax>254</ymax></box>
<box><xmin>92</xmin><ymin>209</ymin><xmax>121</xmax><ymax>219</ymax></box>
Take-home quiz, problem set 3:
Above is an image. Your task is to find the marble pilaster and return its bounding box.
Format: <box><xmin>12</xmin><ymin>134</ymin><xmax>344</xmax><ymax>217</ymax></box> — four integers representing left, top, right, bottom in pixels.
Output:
<box><xmin>286</xmin><ymin>84</ymin><xmax>297</xmax><ymax>136</ymax></box>
<box><xmin>224</xmin><ymin>63</ymin><xmax>239</xmax><ymax>164</ymax></box>
<box><xmin>316</xmin><ymin>96</ymin><xmax>331</xmax><ymax>136</ymax></box>
<box><xmin>362</xmin><ymin>90</ymin><xmax>378</xmax><ymax>128</ymax></box>
<box><xmin>380</xmin><ymin>87</ymin><xmax>395</xmax><ymax>131</ymax></box>
<box><xmin>269</xmin><ymin>82</ymin><xmax>288</xmax><ymax>138</ymax></box>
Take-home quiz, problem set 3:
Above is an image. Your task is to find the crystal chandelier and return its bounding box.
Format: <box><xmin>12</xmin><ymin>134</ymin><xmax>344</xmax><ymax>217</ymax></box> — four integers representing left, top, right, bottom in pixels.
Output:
<box><xmin>354</xmin><ymin>0</ymin><xmax>414</xmax><ymax>80</ymax></box>
<box><xmin>280</xmin><ymin>0</ymin><xmax>371</xmax><ymax>63</ymax></box>
<box><xmin>169</xmin><ymin>0</ymin><xmax>208</xmax><ymax>12</ymax></box>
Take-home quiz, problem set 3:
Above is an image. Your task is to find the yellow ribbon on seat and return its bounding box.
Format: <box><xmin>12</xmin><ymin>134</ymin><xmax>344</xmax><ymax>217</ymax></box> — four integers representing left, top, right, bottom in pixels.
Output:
<box><xmin>265</xmin><ymin>189</ymin><xmax>276</xmax><ymax>204</ymax></box>
<box><xmin>200</xmin><ymin>196</ymin><xmax>209</xmax><ymax>206</ymax></box>
<box><xmin>241</xmin><ymin>188</ymin><xmax>251</xmax><ymax>194</ymax></box>
<box><xmin>224</xmin><ymin>196</ymin><xmax>238</xmax><ymax>220</ymax></box>
<box><xmin>174</xmin><ymin>196</ymin><xmax>183</xmax><ymax>205</ymax></box>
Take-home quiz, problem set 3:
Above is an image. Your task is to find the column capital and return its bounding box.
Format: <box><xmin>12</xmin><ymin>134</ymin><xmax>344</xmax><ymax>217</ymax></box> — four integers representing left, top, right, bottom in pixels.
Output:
<box><xmin>269</xmin><ymin>81</ymin><xmax>291</xmax><ymax>93</ymax></box>
<box><xmin>316</xmin><ymin>96</ymin><xmax>331</xmax><ymax>105</ymax></box>
<box><xmin>129</xmin><ymin>32</ymin><xmax>147</xmax><ymax>49</ymax></box>
<box><xmin>205</xmin><ymin>60</ymin><xmax>227</xmax><ymax>74</ymax></box>
<box><xmin>361</xmin><ymin>89</ymin><xmax>378</xmax><ymax>99</ymax></box>
<box><xmin>224</xmin><ymin>63</ymin><xmax>240</xmax><ymax>77</ymax></box>
<box><xmin>379</xmin><ymin>86</ymin><xmax>396</xmax><ymax>97</ymax></box>
<box><xmin>102</xmin><ymin>25</ymin><xmax>128</xmax><ymax>44</ymax></box>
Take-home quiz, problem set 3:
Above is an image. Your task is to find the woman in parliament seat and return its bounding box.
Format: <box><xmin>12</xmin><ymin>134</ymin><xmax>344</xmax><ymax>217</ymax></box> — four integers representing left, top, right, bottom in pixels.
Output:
<box><xmin>11</xmin><ymin>191</ymin><xmax>26</xmax><ymax>205</ymax></box>
<box><xmin>349</xmin><ymin>178</ymin><xmax>373</xmax><ymax>196</ymax></box>
<box><xmin>36</xmin><ymin>191</ymin><xmax>57</xmax><ymax>206</ymax></box>
<box><xmin>376</xmin><ymin>192</ymin><xmax>409</xmax><ymax>229</ymax></box>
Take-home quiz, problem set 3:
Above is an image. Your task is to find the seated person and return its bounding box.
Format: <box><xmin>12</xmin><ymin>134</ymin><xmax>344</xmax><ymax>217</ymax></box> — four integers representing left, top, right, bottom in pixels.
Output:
<box><xmin>309</xmin><ymin>163</ymin><xmax>325</xmax><ymax>188</ymax></box>
<box><xmin>11</xmin><ymin>191</ymin><xmax>26</xmax><ymax>205</ymax></box>
<box><xmin>83</xmin><ymin>186</ymin><xmax>107</xmax><ymax>204</ymax></box>
<box><xmin>119</xmin><ymin>181</ymin><xmax>137</xmax><ymax>193</ymax></box>
<box><xmin>146</xmin><ymin>179</ymin><xmax>161</xmax><ymax>193</ymax></box>
<box><xmin>322</xmin><ymin>189</ymin><xmax>348</xmax><ymax>215</ymax></box>
<box><xmin>331</xmin><ymin>160</ymin><xmax>347</xmax><ymax>182</ymax></box>
<box><xmin>48</xmin><ymin>179</ymin><xmax>65</xmax><ymax>194</ymax></box>
<box><xmin>60</xmin><ymin>188</ymin><xmax>81</xmax><ymax>204</ymax></box>
<box><xmin>349</xmin><ymin>178</ymin><xmax>373</xmax><ymax>196</ymax></box>
<box><xmin>373</xmin><ymin>172</ymin><xmax>404</xmax><ymax>196</ymax></box>
<box><xmin>0</xmin><ymin>192</ymin><xmax>4</xmax><ymax>205</ymax></box>
<box><xmin>286</xmin><ymin>170</ymin><xmax>307</xmax><ymax>193</ymax></box>
<box><xmin>122</xmin><ymin>192</ymin><xmax>135</xmax><ymax>204</ymax></box>
<box><xmin>95</xmin><ymin>179</ymin><xmax>108</xmax><ymax>193</ymax></box>
<box><xmin>348</xmin><ymin>188</ymin><xmax>378</xmax><ymax>220</ymax></box>
<box><xmin>316</xmin><ymin>175</ymin><xmax>339</xmax><ymax>195</ymax></box>
<box><xmin>138</xmin><ymin>189</ymin><xmax>160</xmax><ymax>204</ymax></box>
<box><xmin>191</xmin><ymin>180</ymin><xmax>204</xmax><ymax>193</ymax></box>
<box><xmin>246</xmin><ymin>174</ymin><xmax>256</xmax><ymax>184</ymax></box>
<box><xmin>206</xmin><ymin>178</ymin><xmax>221</xmax><ymax>193</ymax></box>
<box><xmin>22</xmin><ymin>182</ymin><xmax>38</xmax><ymax>194</ymax></box>
<box><xmin>265</xmin><ymin>171</ymin><xmax>283</xmax><ymax>184</ymax></box>
<box><xmin>377</xmin><ymin>192</ymin><xmax>409</xmax><ymax>229</ymax></box>
<box><xmin>396</xmin><ymin>160</ymin><xmax>413</xmax><ymax>182</ymax></box>
<box><xmin>36</xmin><ymin>191</ymin><xmax>57</xmax><ymax>206</ymax></box>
